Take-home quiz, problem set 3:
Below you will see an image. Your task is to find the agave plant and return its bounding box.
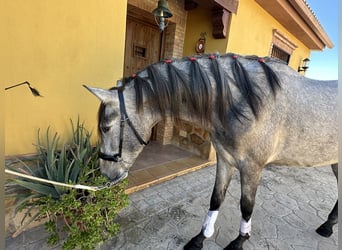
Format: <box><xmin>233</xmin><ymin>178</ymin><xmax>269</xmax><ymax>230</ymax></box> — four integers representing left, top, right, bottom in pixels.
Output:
<box><xmin>10</xmin><ymin>118</ymin><xmax>97</xmax><ymax>198</ymax></box>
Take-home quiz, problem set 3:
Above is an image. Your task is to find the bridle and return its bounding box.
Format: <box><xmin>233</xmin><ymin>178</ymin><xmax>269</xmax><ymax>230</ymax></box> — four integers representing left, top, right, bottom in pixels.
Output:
<box><xmin>98</xmin><ymin>88</ymin><xmax>147</xmax><ymax>162</ymax></box>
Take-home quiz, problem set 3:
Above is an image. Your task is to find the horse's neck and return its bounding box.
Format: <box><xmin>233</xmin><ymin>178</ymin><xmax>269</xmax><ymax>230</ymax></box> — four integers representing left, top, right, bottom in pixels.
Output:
<box><xmin>128</xmin><ymin>57</ymin><xmax>277</xmax><ymax>131</ymax></box>
<box><xmin>124</xmin><ymin>86</ymin><xmax>163</xmax><ymax>128</ymax></box>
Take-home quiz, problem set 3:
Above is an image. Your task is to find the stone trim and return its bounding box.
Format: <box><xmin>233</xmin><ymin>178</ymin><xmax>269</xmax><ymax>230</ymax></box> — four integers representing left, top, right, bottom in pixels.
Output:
<box><xmin>271</xmin><ymin>29</ymin><xmax>297</xmax><ymax>55</ymax></box>
<box><xmin>156</xmin><ymin>117</ymin><xmax>174</xmax><ymax>145</ymax></box>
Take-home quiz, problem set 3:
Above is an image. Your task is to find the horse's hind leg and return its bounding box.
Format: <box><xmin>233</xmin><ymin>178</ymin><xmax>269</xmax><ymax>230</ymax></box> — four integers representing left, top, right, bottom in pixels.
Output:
<box><xmin>316</xmin><ymin>163</ymin><xmax>338</xmax><ymax>237</ymax></box>
<box><xmin>184</xmin><ymin>153</ymin><xmax>235</xmax><ymax>250</ymax></box>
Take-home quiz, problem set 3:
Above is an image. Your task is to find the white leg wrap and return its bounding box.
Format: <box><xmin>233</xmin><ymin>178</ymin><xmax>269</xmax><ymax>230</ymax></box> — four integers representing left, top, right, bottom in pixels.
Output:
<box><xmin>240</xmin><ymin>218</ymin><xmax>252</xmax><ymax>236</ymax></box>
<box><xmin>202</xmin><ymin>210</ymin><xmax>219</xmax><ymax>238</ymax></box>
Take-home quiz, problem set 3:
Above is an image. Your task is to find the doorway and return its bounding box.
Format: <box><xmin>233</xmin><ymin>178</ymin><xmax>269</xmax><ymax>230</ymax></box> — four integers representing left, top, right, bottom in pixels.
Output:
<box><xmin>123</xmin><ymin>4</ymin><xmax>214</xmax><ymax>193</ymax></box>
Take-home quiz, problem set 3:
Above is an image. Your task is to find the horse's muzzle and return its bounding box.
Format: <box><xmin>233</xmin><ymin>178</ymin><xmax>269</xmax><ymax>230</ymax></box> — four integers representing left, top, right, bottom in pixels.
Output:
<box><xmin>100</xmin><ymin>159</ymin><xmax>128</xmax><ymax>184</ymax></box>
<box><xmin>105</xmin><ymin>171</ymin><xmax>128</xmax><ymax>187</ymax></box>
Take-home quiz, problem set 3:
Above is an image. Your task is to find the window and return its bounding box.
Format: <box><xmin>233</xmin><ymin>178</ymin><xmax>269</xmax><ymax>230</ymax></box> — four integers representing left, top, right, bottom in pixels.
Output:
<box><xmin>133</xmin><ymin>44</ymin><xmax>147</xmax><ymax>58</ymax></box>
<box><xmin>271</xmin><ymin>45</ymin><xmax>290</xmax><ymax>64</ymax></box>
<box><xmin>270</xmin><ymin>29</ymin><xmax>297</xmax><ymax>65</ymax></box>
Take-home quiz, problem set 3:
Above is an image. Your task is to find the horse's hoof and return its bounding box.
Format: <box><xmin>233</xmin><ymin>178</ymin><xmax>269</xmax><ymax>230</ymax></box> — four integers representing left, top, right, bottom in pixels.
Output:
<box><xmin>224</xmin><ymin>234</ymin><xmax>249</xmax><ymax>250</ymax></box>
<box><xmin>183</xmin><ymin>232</ymin><xmax>205</xmax><ymax>250</ymax></box>
<box><xmin>224</xmin><ymin>242</ymin><xmax>243</xmax><ymax>250</ymax></box>
<box><xmin>316</xmin><ymin>224</ymin><xmax>333</xmax><ymax>237</ymax></box>
<box><xmin>183</xmin><ymin>240</ymin><xmax>203</xmax><ymax>250</ymax></box>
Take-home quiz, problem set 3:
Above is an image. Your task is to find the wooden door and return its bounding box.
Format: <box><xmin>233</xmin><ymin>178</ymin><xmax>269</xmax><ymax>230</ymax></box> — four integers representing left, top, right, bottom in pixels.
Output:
<box><xmin>124</xmin><ymin>17</ymin><xmax>163</xmax><ymax>141</ymax></box>
<box><xmin>124</xmin><ymin>17</ymin><xmax>163</xmax><ymax>77</ymax></box>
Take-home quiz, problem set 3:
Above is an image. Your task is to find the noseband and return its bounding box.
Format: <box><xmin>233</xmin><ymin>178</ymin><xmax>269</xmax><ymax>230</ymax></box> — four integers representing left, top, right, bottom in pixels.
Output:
<box><xmin>98</xmin><ymin>88</ymin><xmax>147</xmax><ymax>162</ymax></box>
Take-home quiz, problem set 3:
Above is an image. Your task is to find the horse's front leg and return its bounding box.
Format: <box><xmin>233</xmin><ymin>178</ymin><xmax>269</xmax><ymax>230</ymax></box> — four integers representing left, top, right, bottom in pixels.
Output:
<box><xmin>184</xmin><ymin>153</ymin><xmax>235</xmax><ymax>250</ymax></box>
<box><xmin>225</xmin><ymin>163</ymin><xmax>263</xmax><ymax>250</ymax></box>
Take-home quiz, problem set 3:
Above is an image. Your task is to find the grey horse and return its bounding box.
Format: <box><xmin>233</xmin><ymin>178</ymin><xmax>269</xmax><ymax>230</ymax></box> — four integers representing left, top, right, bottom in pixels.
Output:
<box><xmin>84</xmin><ymin>53</ymin><xmax>338</xmax><ymax>249</ymax></box>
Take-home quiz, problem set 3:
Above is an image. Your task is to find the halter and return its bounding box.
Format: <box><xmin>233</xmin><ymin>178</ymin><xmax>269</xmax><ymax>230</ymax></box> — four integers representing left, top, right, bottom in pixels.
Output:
<box><xmin>98</xmin><ymin>88</ymin><xmax>148</xmax><ymax>162</ymax></box>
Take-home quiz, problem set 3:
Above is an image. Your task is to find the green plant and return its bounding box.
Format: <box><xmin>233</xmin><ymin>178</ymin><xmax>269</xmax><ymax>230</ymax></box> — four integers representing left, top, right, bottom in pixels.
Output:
<box><xmin>6</xmin><ymin>118</ymin><xmax>129</xmax><ymax>249</ymax></box>
<box><xmin>41</xmin><ymin>176</ymin><xmax>128</xmax><ymax>249</ymax></box>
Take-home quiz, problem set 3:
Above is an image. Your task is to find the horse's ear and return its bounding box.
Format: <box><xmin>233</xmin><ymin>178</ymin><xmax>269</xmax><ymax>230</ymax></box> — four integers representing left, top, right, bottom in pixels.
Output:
<box><xmin>83</xmin><ymin>85</ymin><xmax>116</xmax><ymax>103</ymax></box>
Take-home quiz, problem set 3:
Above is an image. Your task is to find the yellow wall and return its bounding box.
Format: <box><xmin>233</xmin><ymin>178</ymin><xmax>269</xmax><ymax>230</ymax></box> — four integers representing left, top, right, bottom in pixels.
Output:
<box><xmin>228</xmin><ymin>0</ymin><xmax>310</xmax><ymax>69</ymax></box>
<box><xmin>183</xmin><ymin>6</ymin><xmax>229</xmax><ymax>55</ymax></box>
<box><xmin>1</xmin><ymin>1</ymin><xmax>127</xmax><ymax>156</ymax></box>
<box><xmin>183</xmin><ymin>0</ymin><xmax>311</xmax><ymax>70</ymax></box>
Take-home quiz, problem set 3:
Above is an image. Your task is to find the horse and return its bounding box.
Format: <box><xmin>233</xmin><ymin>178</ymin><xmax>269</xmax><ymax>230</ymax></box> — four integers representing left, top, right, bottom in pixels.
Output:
<box><xmin>84</xmin><ymin>53</ymin><xmax>338</xmax><ymax>249</ymax></box>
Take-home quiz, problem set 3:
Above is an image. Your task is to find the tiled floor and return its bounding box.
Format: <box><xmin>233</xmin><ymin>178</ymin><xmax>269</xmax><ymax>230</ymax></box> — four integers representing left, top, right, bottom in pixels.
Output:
<box><xmin>130</xmin><ymin>142</ymin><xmax>195</xmax><ymax>171</ymax></box>
<box><xmin>126</xmin><ymin>142</ymin><xmax>215</xmax><ymax>193</ymax></box>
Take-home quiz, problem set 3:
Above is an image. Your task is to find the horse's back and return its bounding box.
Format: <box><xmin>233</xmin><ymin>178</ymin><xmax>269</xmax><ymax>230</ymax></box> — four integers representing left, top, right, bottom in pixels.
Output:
<box><xmin>271</xmin><ymin>76</ymin><xmax>338</xmax><ymax>167</ymax></box>
<box><xmin>286</xmin><ymin>77</ymin><xmax>337</xmax><ymax>124</ymax></box>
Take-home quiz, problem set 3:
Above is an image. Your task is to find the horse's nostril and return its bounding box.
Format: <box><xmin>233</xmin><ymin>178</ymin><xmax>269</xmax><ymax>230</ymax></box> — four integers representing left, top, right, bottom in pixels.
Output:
<box><xmin>102</xmin><ymin>172</ymin><xmax>111</xmax><ymax>181</ymax></box>
<box><xmin>100</xmin><ymin>167</ymin><xmax>112</xmax><ymax>181</ymax></box>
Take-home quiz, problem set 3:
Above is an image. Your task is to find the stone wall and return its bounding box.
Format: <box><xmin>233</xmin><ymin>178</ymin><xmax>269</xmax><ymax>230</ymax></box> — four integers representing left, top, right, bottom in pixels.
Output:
<box><xmin>163</xmin><ymin>0</ymin><xmax>188</xmax><ymax>58</ymax></box>
<box><xmin>172</xmin><ymin>120</ymin><xmax>212</xmax><ymax>160</ymax></box>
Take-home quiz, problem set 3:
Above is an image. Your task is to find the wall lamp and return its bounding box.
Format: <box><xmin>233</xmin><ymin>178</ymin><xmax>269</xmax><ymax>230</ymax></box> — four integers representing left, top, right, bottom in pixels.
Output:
<box><xmin>298</xmin><ymin>58</ymin><xmax>310</xmax><ymax>73</ymax></box>
<box><xmin>152</xmin><ymin>0</ymin><xmax>173</xmax><ymax>31</ymax></box>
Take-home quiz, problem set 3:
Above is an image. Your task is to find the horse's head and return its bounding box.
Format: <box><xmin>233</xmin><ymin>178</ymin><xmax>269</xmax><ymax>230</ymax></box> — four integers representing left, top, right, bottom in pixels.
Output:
<box><xmin>84</xmin><ymin>84</ymin><xmax>150</xmax><ymax>184</ymax></box>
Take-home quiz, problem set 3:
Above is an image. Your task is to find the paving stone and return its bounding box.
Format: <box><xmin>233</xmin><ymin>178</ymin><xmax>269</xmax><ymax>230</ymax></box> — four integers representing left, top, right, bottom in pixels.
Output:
<box><xmin>253</xmin><ymin>218</ymin><xmax>278</xmax><ymax>239</ymax></box>
<box><xmin>144</xmin><ymin>193</ymin><xmax>165</xmax><ymax>206</ymax></box>
<box><xmin>129</xmin><ymin>192</ymin><xmax>146</xmax><ymax>203</ymax></box>
<box><xmin>293</xmin><ymin>208</ymin><xmax>326</xmax><ymax>227</ymax></box>
<box><xmin>123</xmin><ymin>225</ymin><xmax>147</xmax><ymax>245</ymax></box>
<box><xmin>5</xmin><ymin>234</ymin><xmax>25</xmax><ymax>250</ymax></box>
<box><xmin>282</xmin><ymin>213</ymin><xmax>310</xmax><ymax>230</ymax></box>
<box><xmin>25</xmin><ymin>239</ymin><xmax>55</xmax><ymax>250</ymax></box>
<box><xmin>202</xmin><ymin>239</ymin><xmax>221</xmax><ymax>249</ymax></box>
<box><xmin>272</xmin><ymin>192</ymin><xmax>299</xmax><ymax>210</ymax></box>
<box><xmin>22</xmin><ymin>224</ymin><xmax>50</xmax><ymax>244</ymax></box>
<box><xmin>256</xmin><ymin>238</ymin><xmax>292</xmax><ymax>250</ymax></box>
<box><xmin>261</xmin><ymin>199</ymin><xmax>292</xmax><ymax>217</ymax></box>
<box><xmin>291</xmin><ymin>245</ymin><xmax>320</xmax><ymax>250</ymax></box>
<box><xmin>276</xmin><ymin>224</ymin><xmax>319</xmax><ymax>249</ymax></box>
<box><xmin>141</xmin><ymin>187</ymin><xmax>160</xmax><ymax>199</ymax></box>
<box><xmin>317</xmin><ymin>237</ymin><xmax>338</xmax><ymax>250</ymax></box>
<box><xmin>132</xmin><ymin>199</ymin><xmax>151</xmax><ymax>212</ymax></box>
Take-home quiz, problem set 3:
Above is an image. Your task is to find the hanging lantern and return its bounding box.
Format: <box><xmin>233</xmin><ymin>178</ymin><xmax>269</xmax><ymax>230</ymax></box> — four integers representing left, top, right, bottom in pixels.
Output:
<box><xmin>152</xmin><ymin>0</ymin><xmax>173</xmax><ymax>31</ymax></box>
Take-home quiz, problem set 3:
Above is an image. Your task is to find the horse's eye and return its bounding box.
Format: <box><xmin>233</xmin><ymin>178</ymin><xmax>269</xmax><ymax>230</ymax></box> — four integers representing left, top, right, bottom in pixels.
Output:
<box><xmin>102</xmin><ymin>126</ymin><xmax>111</xmax><ymax>133</ymax></box>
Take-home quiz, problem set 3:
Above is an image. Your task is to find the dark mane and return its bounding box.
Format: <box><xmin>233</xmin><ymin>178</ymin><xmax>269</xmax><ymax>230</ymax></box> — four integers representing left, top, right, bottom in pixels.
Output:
<box><xmin>121</xmin><ymin>53</ymin><xmax>281</xmax><ymax>128</ymax></box>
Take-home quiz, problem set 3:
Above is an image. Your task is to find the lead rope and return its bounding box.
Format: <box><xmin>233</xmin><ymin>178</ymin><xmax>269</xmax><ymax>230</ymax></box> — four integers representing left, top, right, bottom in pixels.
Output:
<box><xmin>5</xmin><ymin>169</ymin><xmax>112</xmax><ymax>191</ymax></box>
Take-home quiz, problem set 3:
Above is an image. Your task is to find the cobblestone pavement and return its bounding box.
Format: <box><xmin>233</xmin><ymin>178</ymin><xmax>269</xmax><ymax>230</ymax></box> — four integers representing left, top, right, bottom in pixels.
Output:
<box><xmin>6</xmin><ymin>164</ymin><xmax>338</xmax><ymax>250</ymax></box>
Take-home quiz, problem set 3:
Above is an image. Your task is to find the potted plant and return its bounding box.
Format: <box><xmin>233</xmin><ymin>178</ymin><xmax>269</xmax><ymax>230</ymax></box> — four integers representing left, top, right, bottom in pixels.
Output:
<box><xmin>6</xmin><ymin>119</ymin><xmax>129</xmax><ymax>249</ymax></box>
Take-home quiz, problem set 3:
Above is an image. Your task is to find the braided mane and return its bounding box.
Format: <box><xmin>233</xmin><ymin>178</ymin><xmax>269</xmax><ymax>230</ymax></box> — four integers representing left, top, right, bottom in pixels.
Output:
<box><xmin>121</xmin><ymin>53</ymin><xmax>281</xmax><ymax>128</ymax></box>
